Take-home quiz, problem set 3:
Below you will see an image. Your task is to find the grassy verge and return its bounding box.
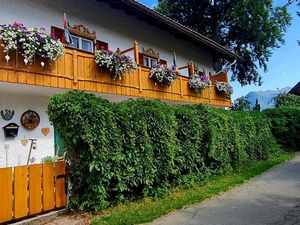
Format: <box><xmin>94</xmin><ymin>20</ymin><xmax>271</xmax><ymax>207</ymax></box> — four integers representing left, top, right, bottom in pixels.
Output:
<box><xmin>92</xmin><ymin>152</ymin><xmax>293</xmax><ymax>225</ymax></box>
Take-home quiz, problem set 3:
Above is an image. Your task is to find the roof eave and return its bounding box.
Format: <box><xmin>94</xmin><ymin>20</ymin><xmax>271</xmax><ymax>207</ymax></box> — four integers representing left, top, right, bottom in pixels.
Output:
<box><xmin>97</xmin><ymin>0</ymin><xmax>240</xmax><ymax>61</ymax></box>
<box><xmin>289</xmin><ymin>82</ymin><xmax>300</xmax><ymax>95</ymax></box>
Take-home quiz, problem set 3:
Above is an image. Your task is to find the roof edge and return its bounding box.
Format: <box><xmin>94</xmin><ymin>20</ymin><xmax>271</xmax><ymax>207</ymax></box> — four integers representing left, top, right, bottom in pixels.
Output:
<box><xmin>110</xmin><ymin>0</ymin><xmax>240</xmax><ymax>61</ymax></box>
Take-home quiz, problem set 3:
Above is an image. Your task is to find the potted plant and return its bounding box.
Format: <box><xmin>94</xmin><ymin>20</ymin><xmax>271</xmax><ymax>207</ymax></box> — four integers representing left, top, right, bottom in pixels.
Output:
<box><xmin>215</xmin><ymin>81</ymin><xmax>233</xmax><ymax>97</ymax></box>
<box><xmin>188</xmin><ymin>73</ymin><xmax>211</xmax><ymax>93</ymax></box>
<box><xmin>149</xmin><ymin>64</ymin><xmax>180</xmax><ymax>86</ymax></box>
<box><xmin>0</xmin><ymin>22</ymin><xmax>64</xmax><ymax>66</ymax></box>
<box><xmin>95</xmin><ymin>49</ymin><xmax>136</xmax><ymax>80</ymax></box>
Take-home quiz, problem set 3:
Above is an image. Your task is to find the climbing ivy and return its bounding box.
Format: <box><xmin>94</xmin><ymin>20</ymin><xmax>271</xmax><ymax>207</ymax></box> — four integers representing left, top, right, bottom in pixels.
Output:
<box><xmin>264</xmin><ymin>108</ymin><xmax>300</xmax><ymax>152</ymax></box>
<box><xmin>48</xmin><ymin>91</ymin><xmax>281</xmax><ymax>212</ymax></box>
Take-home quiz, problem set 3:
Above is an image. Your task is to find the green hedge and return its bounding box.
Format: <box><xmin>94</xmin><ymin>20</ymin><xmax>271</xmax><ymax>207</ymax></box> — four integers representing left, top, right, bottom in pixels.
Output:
<box><xmin>275</xmin><ymin>93</ymin><xmax>300</xmax><ymax>109</ymax></box>
<box><xmin>264</xmin><ymin>108</ymin><xmax>300</xmax><ymax>152</ymax></box>
<box><xmin>48</xmin><ymin>91</ymin><xmax>280</xmax><ymax>211</ymax></box>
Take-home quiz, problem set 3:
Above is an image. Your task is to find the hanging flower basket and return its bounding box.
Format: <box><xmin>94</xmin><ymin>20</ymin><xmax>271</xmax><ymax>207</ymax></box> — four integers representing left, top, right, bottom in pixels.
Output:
<box><xmin>188</xmin><ymin>73</ymin><xmax>211</xmax><ymax>93</ymax></box>
<box><xmin>95</xmin><ymin>49</ymin><xmax>136</xmax><ymax>80</ymax></box>
<box><xmin>215</xmin><ymin>81</ymin><xmax>233</xmax><ymax>97</ymax></box>
<box><xmin>149</xmin><ymin>64</ymin><xmax>180</xmax><ymax>86</ymax></box>
<box><xmin>0</xmin><ymin>22</ymin><xmax>64</xmax><ymax>66</ymax></box>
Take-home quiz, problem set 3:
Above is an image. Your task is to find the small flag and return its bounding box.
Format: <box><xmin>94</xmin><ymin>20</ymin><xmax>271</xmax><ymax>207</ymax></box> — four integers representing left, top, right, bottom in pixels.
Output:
<box><xmin>173</xmin><ymin>52</ymin><xmax>178</xmax><ymax>71</ymax></box>
<box><xmin>62</xmin><ymin>13</ymin><xmax>73</xmax><ymax>45</ymax></box>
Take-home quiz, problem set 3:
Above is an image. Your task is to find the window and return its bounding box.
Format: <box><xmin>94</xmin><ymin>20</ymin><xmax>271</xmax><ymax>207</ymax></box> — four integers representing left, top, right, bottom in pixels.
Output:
<box><xmin>143</xmin><ymin>56</ymin><xmax>158</xmax><ymax>68</ymax></box>
<box><xmin>71</xmin><ymin>35</ymin><xmax>94</xmax><ymax>52</ymax></box>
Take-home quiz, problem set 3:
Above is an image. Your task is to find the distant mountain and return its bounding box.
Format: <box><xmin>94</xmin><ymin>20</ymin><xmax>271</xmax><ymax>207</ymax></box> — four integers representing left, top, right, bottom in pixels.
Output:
<box><xmin>245</xmin><ymin>87</ymin><xmax>291</xmax><ymax>110</ymax></box>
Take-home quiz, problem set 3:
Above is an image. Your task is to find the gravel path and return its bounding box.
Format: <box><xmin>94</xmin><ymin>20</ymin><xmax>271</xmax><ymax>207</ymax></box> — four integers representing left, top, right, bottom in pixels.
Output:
<box><xmin>146</xmin><ymin>153</ymin><xmax>300</xmax><ymax>225</ymax></box>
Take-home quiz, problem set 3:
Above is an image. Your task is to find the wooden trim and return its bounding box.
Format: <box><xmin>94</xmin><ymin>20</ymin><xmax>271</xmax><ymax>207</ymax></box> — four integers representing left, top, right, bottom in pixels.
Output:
<box><xmin>0</xmin><ymin>47</ymin><xmax>231</xmax><ymax>107</ymax></box>
<box><xmin>0</xmin><ymin>162</ymin><xmax>67</xmax><ymax>224</ymax></box>
<box><xmin>73</xmin><ymin>49</ymin><xmax>78</xmax><ymax>84</ymax></box>
<box><xmin>134</xmin><ymin>41</ymin><xmax>139</xmax><ymax>65</ymax></box>
<box><xmin>68</xmin><ymin>23</ymin><xmax>96</xmax><ymax>40</ymax></box>
<box><xmin>142</xmin><ymin>47</ymin><xmax>159</xmax><ymax>59</ymax></box>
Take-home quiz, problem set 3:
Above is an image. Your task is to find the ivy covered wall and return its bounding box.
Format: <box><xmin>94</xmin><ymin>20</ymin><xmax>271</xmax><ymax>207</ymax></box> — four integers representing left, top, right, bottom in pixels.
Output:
<box><xmin>48</xmin><ymin>91</ymin><xmax>282</xmax><ymax>211</ymax></box>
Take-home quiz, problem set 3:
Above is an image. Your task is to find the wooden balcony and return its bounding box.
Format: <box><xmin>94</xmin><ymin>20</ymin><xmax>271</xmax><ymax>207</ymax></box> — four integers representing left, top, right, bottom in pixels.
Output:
<box><xmin>0</xmin><ymin>46</ymin><xmax>231</xmax><ymax>107</ymax></box>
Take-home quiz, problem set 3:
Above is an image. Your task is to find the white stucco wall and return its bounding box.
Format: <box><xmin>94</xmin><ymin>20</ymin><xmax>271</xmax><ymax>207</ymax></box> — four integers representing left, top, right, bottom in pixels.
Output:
<box><xmin>0</xmin><ymin>0</ymin><xmax>214</xmax><ymax>76</ymax></box>
<box><xmin>0</xmin><ymin>93</ymin><xmax>54</xmax><ymax>168</ymax></box>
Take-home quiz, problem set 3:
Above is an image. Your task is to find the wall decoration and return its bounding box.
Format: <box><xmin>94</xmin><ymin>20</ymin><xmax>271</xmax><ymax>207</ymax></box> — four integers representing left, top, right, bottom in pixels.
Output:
<box><xmin>1</xmin><ymin>109</ymin><xmax>15</xmax><ymax>121</ymax></box>
<box><xmin>21</xmin><ymin>138</ymin><xmax>29</xmax><ymax>147</ymax></box>
<box><xmin>41</xmin><ymin>127</ymin><xmax>50</xmax><ymax>136</ymax></box>
<box><xmin>21</xmin><ymin>110</ymin><xmax>40</xmax><ymax>130</ymax></box>
<box><xmin>3</xmin><ymin>123</ymin><xmax>20</xmax><ymax>138</ymax></box>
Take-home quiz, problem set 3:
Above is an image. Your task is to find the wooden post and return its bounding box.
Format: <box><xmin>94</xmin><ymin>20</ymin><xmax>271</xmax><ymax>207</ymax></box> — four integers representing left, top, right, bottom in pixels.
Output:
<box><xmin>180</xmin><ymin>76</ymin><xmax>183</xmax><ymax>98</ymax></box>
<box><xmin>225</xmin><ymin>69</ymin><xmax>229</xmax><ymax>83</ymax></box>
<box><xmin>134</xmin><ymin>41</ymin><xmax>139</xmax><ymax>65</ymax></box>
<box><xmin>138</xmin><ymin>66</ymin><xmax>142</xmax><ymax>93</ymax></box>
<box><xmin>73</xmin><ymin>49</ymin><xmax>78</xmax><ymax>84</ymax></box>
<box><xmin>190</xmin><ymin>62</ymin><xmax>195</xmax><ymax>76</ymax></box>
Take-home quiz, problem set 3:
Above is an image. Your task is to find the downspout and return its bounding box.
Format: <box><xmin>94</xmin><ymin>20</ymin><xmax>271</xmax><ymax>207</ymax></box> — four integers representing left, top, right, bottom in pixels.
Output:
<box><xmin>213</xmin><ymin>60</ymin><xmax>237</xmax><ymax>76</ymax></box>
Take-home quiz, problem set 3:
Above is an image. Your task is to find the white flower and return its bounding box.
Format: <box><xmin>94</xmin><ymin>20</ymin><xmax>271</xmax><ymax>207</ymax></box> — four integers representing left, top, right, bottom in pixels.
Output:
<box><xmin>5</xmin><ymin>54</ymin><xmax>10</xmax><ymax>62</ymax></box>
<box><xmin>0</xmin><ymin>23</ymin><xmax>64</xmax><ymax>64</ymax></box>
<box><xmin>95</xmin><ymin>50</ymin><xmax>136</xmax><ymax>80</ymax></box>
<box><xmin>149</xmin><ymin>64</ymin><xmax>179</xmax><ymax>85</ymax></box>
<box><xmin>188</xmin><ymin>74</ymin><xmax>211</xmax><ymax>93</ymax></box>
<box><xmin>215</xmin><ymin>81</ymin><xmax>233</xmax><ymax>97</ymax></box>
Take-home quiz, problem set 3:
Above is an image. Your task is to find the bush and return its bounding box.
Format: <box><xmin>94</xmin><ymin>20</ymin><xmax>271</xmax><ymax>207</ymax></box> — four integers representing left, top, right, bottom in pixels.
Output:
<box><xmin>275</xmin><ymin>93</ymin><xmax>300</xmax><ymax>109</ymax></box>
<box><xmin>264</xmin><ymin>108</ymin><xmax>300</xmax><ymax>152</ymax></box>
<box><xmin>48</xmin><ymin>91</ymin><xmax>281</xmax><ymax>212</ymax></box>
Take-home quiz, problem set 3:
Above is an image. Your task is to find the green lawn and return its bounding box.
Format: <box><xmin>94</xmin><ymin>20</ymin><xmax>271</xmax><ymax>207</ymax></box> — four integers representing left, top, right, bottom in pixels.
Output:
<box><xmin>92</xmin><ymin>152</ymin><xmax>293</xmax><ymax>225</ymax></box>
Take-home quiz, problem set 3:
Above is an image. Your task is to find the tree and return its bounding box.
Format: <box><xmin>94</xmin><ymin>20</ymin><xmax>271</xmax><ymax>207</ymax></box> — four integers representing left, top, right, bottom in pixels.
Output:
<box><xmin>156</xmin><ymin>0</ymin><xmax>291</xmax><ymax>86</ymax></box>
<box><xmin>275</xmin><ymin>92</ymin><xmax>300</xmax><ymax>109</ymax></box>
<box><xmin>232</xmin><ymin>96</ymin><xmax>252</xmax><ymax>111</ymax></box>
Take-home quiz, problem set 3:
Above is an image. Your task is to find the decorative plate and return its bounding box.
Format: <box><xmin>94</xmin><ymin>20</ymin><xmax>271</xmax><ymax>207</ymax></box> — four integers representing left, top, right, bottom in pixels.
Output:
<box><xmin>21</xmin><ymin>110</ymin><xmax>40</xmax><ymax>130</ymax></box>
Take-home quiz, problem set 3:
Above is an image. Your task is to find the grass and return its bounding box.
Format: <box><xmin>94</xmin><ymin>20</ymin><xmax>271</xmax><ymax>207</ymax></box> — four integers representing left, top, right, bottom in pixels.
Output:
<box><xmin>92</xmin><ymin>152</ymin><xmax>293</xmax><ymax>225</ymax></box>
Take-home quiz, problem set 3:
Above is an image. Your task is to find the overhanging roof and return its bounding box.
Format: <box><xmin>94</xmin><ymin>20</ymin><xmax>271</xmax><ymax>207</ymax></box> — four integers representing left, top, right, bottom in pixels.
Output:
<box><xmin>289</xmin><ymin>82</ymin><xmax>300</xmax><ymax>96</ymax></box>
<box><xmin>97</xmin><ymin>0</ymin><xmax>239</xmax><ymax>61</ymax></box>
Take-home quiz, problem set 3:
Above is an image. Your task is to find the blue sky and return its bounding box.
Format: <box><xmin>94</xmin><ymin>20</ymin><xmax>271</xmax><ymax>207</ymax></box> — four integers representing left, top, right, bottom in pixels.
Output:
<box><xmin>139</xmin><ymin>0</ymin><xmax>300</xmax><ymax>99</ymax></box>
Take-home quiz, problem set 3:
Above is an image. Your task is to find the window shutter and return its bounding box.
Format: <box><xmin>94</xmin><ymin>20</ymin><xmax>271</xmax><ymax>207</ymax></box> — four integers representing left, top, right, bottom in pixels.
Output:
<box><xmin>159</xmin><ymin>59</ymin><xmax>167</xmax><ymax>66</ymax></box>
<box><xmin>95</xmin><ymin>40</ymin><xmax>108</xmax><ymax>51</ymax></box>
<box><xmin>51</xmin><ymin>26</ymin><xmax>64</xmax><ymax>42</ymax></box>
<box><xmin>139</xmin><ymin>53</ymin><xmax>144</xmax><ymax>66</ymax></box>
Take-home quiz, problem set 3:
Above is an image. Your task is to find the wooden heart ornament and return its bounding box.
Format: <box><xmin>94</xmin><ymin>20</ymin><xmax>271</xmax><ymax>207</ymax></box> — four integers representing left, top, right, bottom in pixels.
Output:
<box><xmin>21</xmin><ymin>139</ymin><xmax>28</xmax><ymax>147</ymax></box>
<box><xmin>41</xmin><ymin>127</ymin><xmax>50</xmax><ymax>136</ymax></box>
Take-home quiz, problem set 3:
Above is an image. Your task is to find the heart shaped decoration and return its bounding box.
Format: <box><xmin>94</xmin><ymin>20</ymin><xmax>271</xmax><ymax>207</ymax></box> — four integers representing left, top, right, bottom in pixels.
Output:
<box><xmin>41</xmin><ymin>127</ymin><xmax>50</xmax><ymax>136</ymax></box>
<box><xmin>21</xmin><ymin>139</ymin><xmax>28</xmax><ymax>147</ymax></box>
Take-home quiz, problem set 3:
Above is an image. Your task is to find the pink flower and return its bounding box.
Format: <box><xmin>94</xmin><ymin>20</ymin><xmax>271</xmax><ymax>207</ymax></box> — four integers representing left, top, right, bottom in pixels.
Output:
<box><xmin>13</xmin><ymin>22</ymin><xmax>23</xmax><ymax>28</ymax></box>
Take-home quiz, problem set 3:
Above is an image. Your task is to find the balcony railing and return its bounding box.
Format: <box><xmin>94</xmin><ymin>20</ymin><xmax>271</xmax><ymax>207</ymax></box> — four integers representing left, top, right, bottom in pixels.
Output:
<box><xmin>0</xmin><ymin>43</ymin><xmax>231</xmax><ymax>107</ymax></box>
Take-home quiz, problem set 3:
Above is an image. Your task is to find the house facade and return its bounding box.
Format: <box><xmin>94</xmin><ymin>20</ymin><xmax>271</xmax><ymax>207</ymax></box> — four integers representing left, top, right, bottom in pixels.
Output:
<box><xmin>0</xmin><ymin>0</ymin><xmax>237</xmax><ymax>168</ymax></box>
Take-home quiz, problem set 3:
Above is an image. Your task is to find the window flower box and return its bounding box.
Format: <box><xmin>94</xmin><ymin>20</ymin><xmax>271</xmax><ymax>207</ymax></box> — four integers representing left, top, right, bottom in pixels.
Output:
<box><xmin>95</xmin><ymin>49</ymin><xmax>136</xmax><ymax>80</ymax></box>
<box><xmin>188</xmin><ymin>73</ymin><xmax>211</xmax><ymax>93</ymax></box>
<box><xmin>149</xmin><ymin>64</ymin><xmax>179</xmax><ymax>86</ymax></box>
<box><xmin>0</xmin><ymin>22</ymin><xmax>64</xmax><ymax>65</ymax></box>
<box><xmin>215</xmin><ymin>81</ymin><xmax>233</xmax><ymax>98</ymax></box>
